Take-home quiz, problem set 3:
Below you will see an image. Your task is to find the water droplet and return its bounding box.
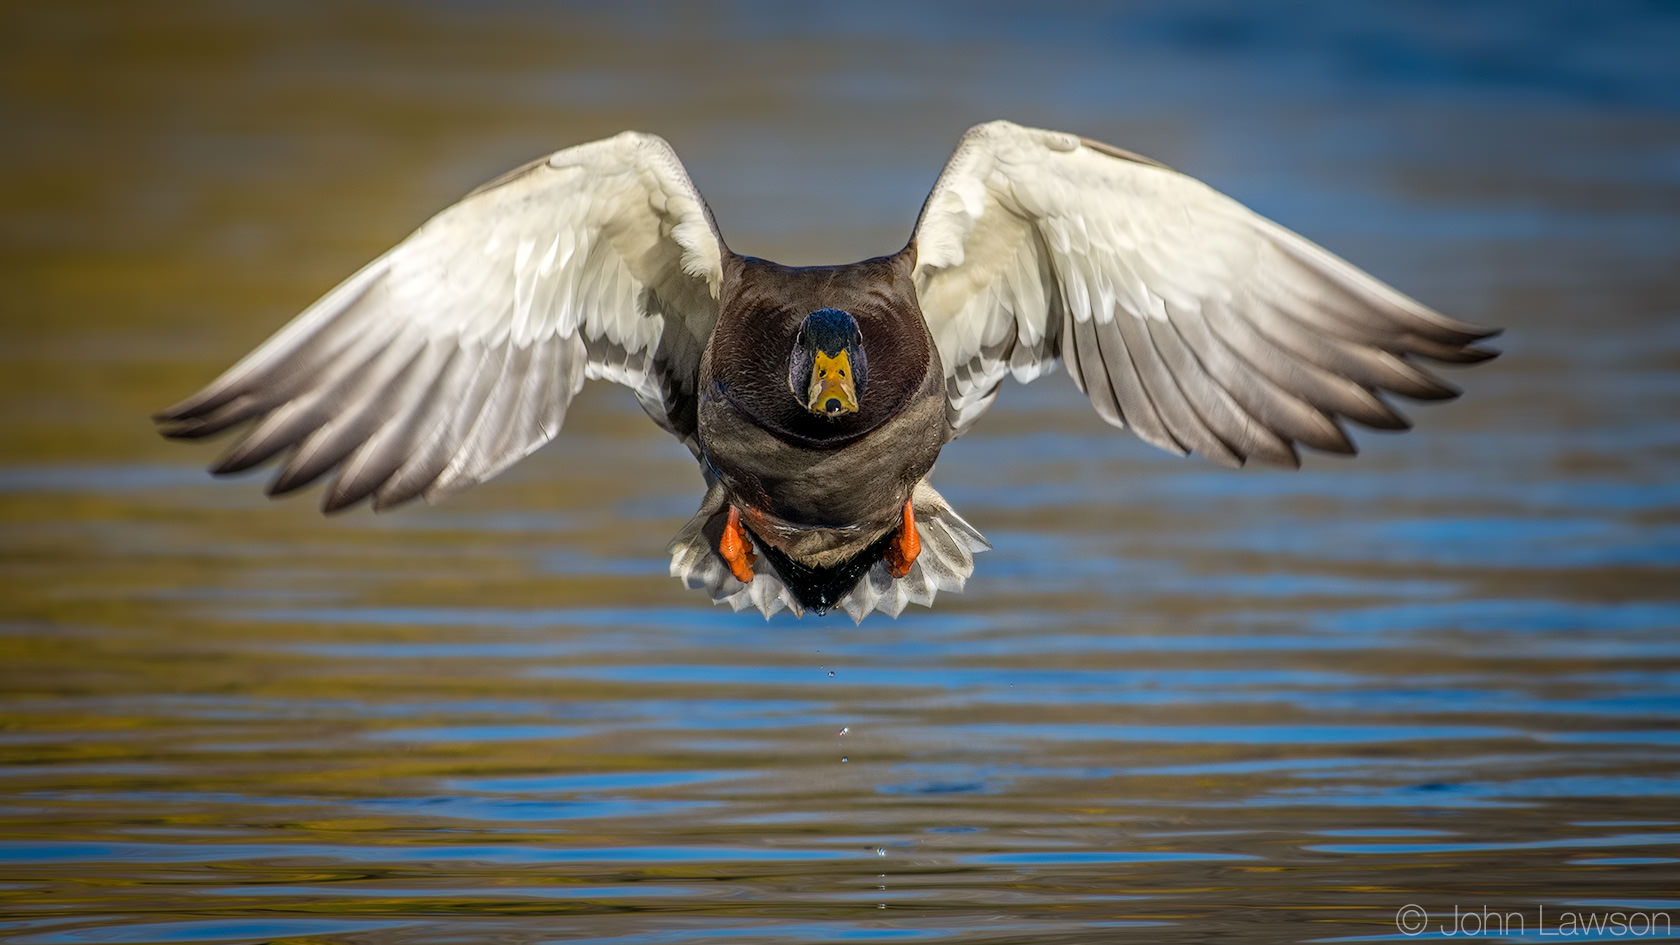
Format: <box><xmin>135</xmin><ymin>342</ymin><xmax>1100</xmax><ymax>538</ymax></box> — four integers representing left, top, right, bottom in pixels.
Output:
<box><xmin>875</xmin><ymin>847</ymin><xmax>887</xmax><ymax>857</ymax></box>
<box><xmin>878</xmin><ymin>903</ymin><xmax>886</xmax><ymax>909</ymax></box>
<box><xmin>841</xmin><ymin>756</ymin><xmax>848</xmax><ymax>763</ymax></box>
<box><xmin>838</xmin><ymin>726</ymin><xmax>849</xmax><ymax>736</ymax></box>
<box><xmin>827</xmin><ymin>670</ymin><xmax>835</xmax><ymax>677</ymax></box>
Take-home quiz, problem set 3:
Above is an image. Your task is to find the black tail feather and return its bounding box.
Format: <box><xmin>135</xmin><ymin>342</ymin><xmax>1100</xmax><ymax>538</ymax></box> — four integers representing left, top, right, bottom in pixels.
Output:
<box><xmin>748</xmin><ymin>527</ymin><xmax>895</xmax><ymax>616</ymax></box>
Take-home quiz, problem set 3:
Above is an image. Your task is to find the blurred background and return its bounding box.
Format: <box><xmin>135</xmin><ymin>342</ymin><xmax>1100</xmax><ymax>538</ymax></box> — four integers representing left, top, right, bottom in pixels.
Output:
<box><xmin>1</xmin><ymin>1</ymin><xmax>1677</xmax><ymax>943</ymax></box>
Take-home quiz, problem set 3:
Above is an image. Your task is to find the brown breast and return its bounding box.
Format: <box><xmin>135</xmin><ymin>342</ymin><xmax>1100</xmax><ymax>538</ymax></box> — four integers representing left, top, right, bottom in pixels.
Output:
<box><xmin>705</xmin><ymin>252</ymin><xmax>933</xmax><ymax>450</ymax></box>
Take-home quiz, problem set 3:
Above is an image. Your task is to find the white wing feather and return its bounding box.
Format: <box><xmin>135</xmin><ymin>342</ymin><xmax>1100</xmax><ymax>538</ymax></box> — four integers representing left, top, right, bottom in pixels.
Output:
<box><xmin>158</xmin><ymin>132</ymin><xmax>724</xmax><ymax>510</ymax></box>
<box><xmin>912</xmin><ymin>120</ymin><xmax>1498</xmax><ymax>462</ymax></box>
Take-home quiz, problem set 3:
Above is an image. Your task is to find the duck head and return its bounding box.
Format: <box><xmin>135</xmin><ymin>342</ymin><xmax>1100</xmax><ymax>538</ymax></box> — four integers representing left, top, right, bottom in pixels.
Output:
<box><xmin>789</xmin><ymin>308</ymin><xmax>868</xmax><ymax>418</ymax></box>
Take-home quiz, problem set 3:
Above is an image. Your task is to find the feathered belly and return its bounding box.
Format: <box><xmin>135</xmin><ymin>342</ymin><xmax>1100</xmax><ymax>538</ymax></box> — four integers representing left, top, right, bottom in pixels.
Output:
<box><xmin>697</xmin><ymin>384</ymin><xmax>945</xmax><ymax>567</ymax></box>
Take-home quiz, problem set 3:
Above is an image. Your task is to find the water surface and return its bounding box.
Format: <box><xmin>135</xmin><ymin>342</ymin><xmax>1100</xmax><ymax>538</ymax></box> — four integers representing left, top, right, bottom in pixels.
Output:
<box><xmin>2</xmin><ymin>2</ymin><xmax>1678</xmax><ymax>943</ymax></box>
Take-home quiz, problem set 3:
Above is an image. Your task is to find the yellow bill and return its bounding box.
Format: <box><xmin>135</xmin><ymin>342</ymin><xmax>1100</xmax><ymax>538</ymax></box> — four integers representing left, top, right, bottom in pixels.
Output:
<box><xmin>807</xmin><ymin>349</ymin><xmax>858</xmax><ymax>415</ymax></box>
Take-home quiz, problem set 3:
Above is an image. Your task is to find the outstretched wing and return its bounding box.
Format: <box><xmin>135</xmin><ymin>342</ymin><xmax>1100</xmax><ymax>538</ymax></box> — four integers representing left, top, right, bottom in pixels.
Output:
<box><xmin>911</xmin><ymin>120</ymin><xmax>1498</xmax><ymax>463</ymax></box>
<box><xmin>157</xmin><ymin>131</ymin><xmax>725</xmax><ymax>510</ymax></box>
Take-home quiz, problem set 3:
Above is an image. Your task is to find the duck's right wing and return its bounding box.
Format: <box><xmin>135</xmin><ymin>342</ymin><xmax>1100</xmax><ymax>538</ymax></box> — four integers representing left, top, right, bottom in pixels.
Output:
<box><xmin>156</xmin><ymin>131</ymin><xmax>724</xmax><ymax>511</ymax></box>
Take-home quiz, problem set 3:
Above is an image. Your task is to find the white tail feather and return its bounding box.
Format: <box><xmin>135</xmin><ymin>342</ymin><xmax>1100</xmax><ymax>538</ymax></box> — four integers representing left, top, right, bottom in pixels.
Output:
<box><xmin>667</xmin><ymin>479</ymin><xmax>989</xmax><ymax>622</ymax></box>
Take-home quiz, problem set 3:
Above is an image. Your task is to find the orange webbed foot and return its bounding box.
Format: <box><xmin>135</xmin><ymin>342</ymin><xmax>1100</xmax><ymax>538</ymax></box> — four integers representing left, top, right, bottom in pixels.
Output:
<box><xmin>884</xmin><ymin>498</ymin><xmax>920</xmax><ymax>579</ymax></box>
<box><xmin>719</xmin><ymin>505</ymin><xmax>757</xmax><ymax>584</ymax></box>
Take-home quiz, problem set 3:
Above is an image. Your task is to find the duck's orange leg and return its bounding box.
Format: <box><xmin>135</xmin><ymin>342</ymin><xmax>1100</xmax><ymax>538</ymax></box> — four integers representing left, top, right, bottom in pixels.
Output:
<box><xmin>719</xmin><ymin>506</ymin><xmax>757</xmax><ymax>584</ymax></box>
<box><xmin>884</xmin><ymin>497</ymin><xmax>920</xmax><ymax>579</ymax></box>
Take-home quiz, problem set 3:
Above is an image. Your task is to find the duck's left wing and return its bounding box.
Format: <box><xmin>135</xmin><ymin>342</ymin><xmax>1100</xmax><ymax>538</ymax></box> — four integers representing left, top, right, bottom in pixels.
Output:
<box><xmin>157</xmin><ymin>132</ymin><xmax>724</xmax><ymax>511</ymax></box>
<box><xmin>910</xmin><ymin>120</ymin><xmax>1498</xmax><ymax>463</ymax></box>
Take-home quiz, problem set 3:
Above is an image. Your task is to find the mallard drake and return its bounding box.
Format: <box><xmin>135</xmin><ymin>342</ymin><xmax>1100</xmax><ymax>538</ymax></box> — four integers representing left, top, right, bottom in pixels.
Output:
<box><xmin>155</xmin><ymin>120</ymin><xmax>1498</xmax><ymax>620</ymax></box>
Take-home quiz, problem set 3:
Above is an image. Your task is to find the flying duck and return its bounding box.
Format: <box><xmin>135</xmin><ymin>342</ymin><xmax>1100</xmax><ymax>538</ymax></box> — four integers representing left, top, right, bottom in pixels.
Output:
<box><xmin>155</xmin><ymin>120</ymin><xmax>1499</xmax><ymax>620</ymax></box>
